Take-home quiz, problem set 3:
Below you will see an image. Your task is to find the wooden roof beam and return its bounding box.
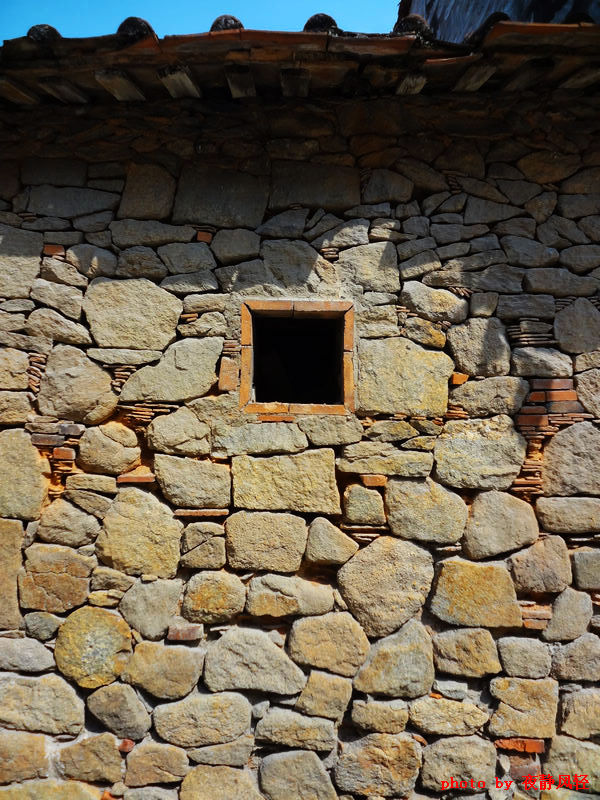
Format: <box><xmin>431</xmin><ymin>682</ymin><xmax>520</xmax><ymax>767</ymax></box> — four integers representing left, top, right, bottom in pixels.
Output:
<box><xmin>158</xmin><ymin>65</ymin><xmax>201</xmax><ymax>98</ymax></box>
<box><xmin>280</xmin><ymin>67</ymin><xmax>310</xmax><ymax>97</ymax></box>
<box><xmin>225</xmin><ymin>65</ymin><xmax>256</xmax><ymax>98</ymax></box>
<box><xmin>39</xmin><ymin>77</ymin><xmax>89</xmax><ymax>103</ymax></box>
<box><xmin>396</xmin><ymin>72</ymin><xmax>427</xmax><ymax>95</ymax></box>
<box><xmin>95</xmin><ymin>69</ymin><xmax>145</xmax><ymax>101</ymax></box>
<box><xmin>560</xmin><ymin>64</ymin><xmax>600</xmax><ymax>88</ymax></box>
<box><xmin>453</xmin><ymin>62</ymin><xmax>497</xmax><ymax>91</ymax></box>
<box><xmin>0</xmin><ymin>75</ymin><xmax>40</xmax><ymax>104</ymax></box>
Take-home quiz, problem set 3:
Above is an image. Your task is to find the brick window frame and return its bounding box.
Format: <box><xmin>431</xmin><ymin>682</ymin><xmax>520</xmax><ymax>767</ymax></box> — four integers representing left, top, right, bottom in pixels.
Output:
<box><xmin>239</xmin><ymin>299</ymin><xmax>354</xmax><ymax>415</ymax></box>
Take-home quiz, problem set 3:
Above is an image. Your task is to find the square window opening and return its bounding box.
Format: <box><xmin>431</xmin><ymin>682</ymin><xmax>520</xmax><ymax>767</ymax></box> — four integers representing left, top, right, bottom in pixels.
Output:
<box><xmin>252</xmin><ymin>314</ymin><xmax>344</xmax><ymax>405</ymax></box>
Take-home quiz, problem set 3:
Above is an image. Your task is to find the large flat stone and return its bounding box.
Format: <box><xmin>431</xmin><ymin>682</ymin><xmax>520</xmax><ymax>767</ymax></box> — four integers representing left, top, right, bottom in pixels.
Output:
<box><xmin>0</xmin><ymin>430</ymin><xmax>49</xmax><ymax>521</ymax></box>
<box><xmin>174</xmin><ymin>165</ymin><xmax>268</xmax><ymax>227</ymax></box>
<box><xmin>54</xmin><ymin>606</ymin><xmax>132</xmax><ymax>689</ymax></box>
<box><xmin>448</xmin><ymin>317</ymin><xmax>510</xmax><ymax>377</ymax></box>
<box><xmin>555</xmin><ymin>298</ymin><xmax>600</xmax><ymax>354</ymax></box>
<box><xmin>464</xmin><ymin>491</ymin><xmax>538</xmax><ymax>560</ymax></box>
<box><xmin>509</xmin><ymin>536</ymin><xmax>572</xmax><ymax>594</ymax></box>
<box><xmin>357</xmin><ymin>337</ymin><xmax>453</xmax><ymax>416</ymax></box>
<box><xmin>180</xmin><ymin>765</ymin><xmax>263</xmax><ymax>800</ymax></box>
<box><xmin>118</xmin><ymin>163</ymin><xmax>176</xmax><ymax>220</ymax></box>
<box><xmin>337</xmin><ymin>241</ymin><xmax>399</xmax><ymax>292</ymax></box>
<box><xmin>0</xmin><ymin>731</ymin><xmax>48</xmax><ymax>784</ymax></box>
<box><xmin>212</xmin><ymin>422</ymin><xmax>307</xmax><ymax>457</ymax></box>
<box><xmin>270</xmin><ymin>160</ymin><xmax>360</xmax><ymax>211</ymax></box>
<box><xmin>0</xmin><ymin>638</ymin><xmax>54</xmax><ymax>673</ymax></box>
<box><xmin>410</xmin><ymin>696</ymin><xmax>489</xmax><ymax>736</ymax></box>
<box><xmin>87</xmin><ymin>683</ymin><xmax>151</xmax><ymax>740</ymax></box>
<box><xmin>542</xmin><ymin>422</ymin><xmax>600</xmax><ymax>496</ymax></box>
<box><xmin>543</xmin><ymin>587</ymin><xmax>592</xmax><ymax>642</ymax></box>
<box><xmin>97</xmin><ymin>488</ymin><xmax>183</xmax><ymax>578</ymax></box>
<box><xmin>59</xmin><ymin>733</ymin><xmax>122</xmax><ymax>783</ymax></box>
<box><xmin>260</xmin><ymin>751</ymin><xmax>337</xmax><ymax>800</ymax></box>
<box><xmin>337</xmin><ymin>441</ymin><xmax>433</xmax><ymax>477</ymax></box>
<box><xmin>551</xmin><ymin>633</ymin><xmax>600</xmax><ymax>681</ymax></box>
<box><xmin>433</xmin><ymin>628</ymin><xmax>501</xmax><ymax>677</ymax></box>
<box><xmin>450</xmin><ymin>377</ymin><xmax>529</xmax><ymax>417</ymax></box>
<box><xmin>155</xmin><ymin>455</ymin><xmax>230</xmax><ymax>508</ymax></box>
<box><xmin>400</xmin><ymin>281</ymin><xmax>468</xmax><ymax>323</ymax></box>
<box><xmin>429</xmin><ymin>558</ymin><xmax>522</xmax><ymax>627</ymax></box>
<box><xmin>122</xmin><ymin>641</ymin><xmax>203</xmax><ymax>699</ymax></box>
<box><xmin>354</xmin><ymin>619</ymin><xmax>434</xmax><ymax>697</ymax></box>
<box><xmin>37</xmin><ymin>498</ymin><xmax>100</xmax><ymax>548</ymax></box>
<box><xmin>295</xmin><ymin>670</ymin><xmax>352</xmax><ymax>720</ymax></box>
<box><xmin>110</xmin><ymin>219</ymin><xmax>195</xmax><ymax>248</ymax></box>
<box><xmin>146</xmin><ymin>407</ymin><xmax>210</xmax><ymax>456</ymax></box>
<box><xmin>119</xmin><ymin>579</ymin><xmax>182</xmax><ymax>640</ymax></box>
<box><xmin>226</xmin><ymin>511</ymin><xmax>308</xmax><ymax>572</ymax></box>
<box><xmin>182</xmin><ymin>570</ymin><xmax>245</xmax><ymax>623</ymax></box>
<box><xmin>38</xmin><ymin>345</ymin><xmax>117</xmax><ymax>424</ymax></box>
<box><xmin>255</xmin><ymin>708</ymin><xmax>335</xmax><ymax>751</ymax></box>
<box><xmin>544</xmin><ymin>736</ymin><xmax>600</xmax><ymax>792</ymax></box>
<box><xmin>124</xmin><ymin>741</ymin><xmax>188</xmax><ymax>787</ymax></box>
<box><xmin>434</xmin><ymin>416</ymin><xmax>526</xmax><ymax>490</ymax></box>
<box><xmin>489</xmin><ymin>677</ymin><xmax>558</xmax><ymax>738</ymax></box>
<box><xmin>28</xmin><ymin>186</ymin><xmax>119</xmax><ymax>217</ymax></box>
<box><xmin>576</xmin><ymin>368</ymin><xmax>600</xmax><ymax>417</ymax></box>
<box><xmin>232</xmin><ymin>450</ymin><xmax>340</xmax><ymax>513</ymax></box>
<box><xmin>334</xmin><ymin>733</ymin><xmax>421</xmax><ymax>797</ymax></box>
<box><xmin>421</xmin><ymin>735</ymin><xmax>496</xmax><ymax>792</ymax></box>
<box><xmin>120</xmin><ymin>338</ymin><xmax>222</xmax><ymax>403</ymax></box>
<box><xmin>0</xmin><ymin>673</ymin><xmax>84</xmax><ymax>735</ymax></box>
<box><xmin>338</xmin><ymin>537</ymin><xmax>433</xmax><ymax>637</ymax></box>
<box><xmin>386</xmin><ymin>477</ymin><xmax>468</xmax><ymax>543</ymax></box>
<box><xmin>154</xmin><ymin>692</ymin><xmax>251</xmax><ymax>747</ymax></box>
<box><xmin>288</xmin><ymin>612</ymin><xmax>370</xmax><ymax>677</ymax></box>
<box><xmin>18</xmin><ymin>544</ymin><xmax>93</xmax><ymax>613</ymax></box>
<box><xmin>0</xmin><ymin>519</ymin><xmax>23</xmax><ymax>629</ymax></box>
<box><xmin>351</xmin><ymin>699</ymin><xmax>408</xmax><ymax>734</ymax></box>
<box><xmin>561</xmin><ymin>688</ymin><xmax>600</xmax><ymax>739</ymax></box>
<box><xmin>0</xmin><ymin>780</ymin><xmax>102</xmax><ymax>799</ymax></box>
<box><xmin>83</xmin><ymin>277</ymin><xmax>182</xmax><ymax>350</ymax></box>
<box><xmin>246</xmin><ymin>574</ymin><xmax>333</xmax><ymax>618</ymax></box>
<box><xmin>497</xmin><ymin>637</ymin><xmax>551</xmax><ymax>678</ymax></box>
<box><xmin>204</xmin><ymin>627</ymin><xmax>306</xmax><ymax>694</ymax></box>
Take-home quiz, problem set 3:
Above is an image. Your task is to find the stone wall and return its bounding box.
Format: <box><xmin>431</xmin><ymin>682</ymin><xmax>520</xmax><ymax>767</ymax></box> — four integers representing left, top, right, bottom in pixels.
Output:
<box><xmin>0</xmin><ymin>92</ymin><xmax>599</xmax><ymax>800</ymax></box>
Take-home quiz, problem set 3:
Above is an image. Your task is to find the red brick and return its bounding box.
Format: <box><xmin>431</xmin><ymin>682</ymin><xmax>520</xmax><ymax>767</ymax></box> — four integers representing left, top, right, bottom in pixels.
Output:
<box><xmin>43</xmin><ymin>244</ymin><xmax>65</xmax><ymax>257</ymax></box>
<box><xmin>196</xmin><ymin>230</ymin><xmax>213</xmax><ymax>243</ymax></box>
<box><xmin>545</xmin><ymin>390</ymin><xmax>577</xmax><ymax>401</ymax></box>
<box><xmin>517</xmin><ymin>415</ymin><xmax>549</xmax><ymax>426</ymax></box>
<box><xmin>167</xmin><ymin>623</ymin><xmax>204</xmax><ymax>641</ymax></box>
<box><xmin>31</xmin><ymin>434</ymin><xmax>66</xmax><ymax>447</ymax></box>
<box><xmin>530</xmin><ymin>378</ymin><xmax>573</xmax><ymax>390</ymax></box>
<box><xmin>118</xmin><ymin>739</ymin><xmax>135</xmax><ymax>753</ymax></box>
<box><xmin>523</xmin><ymin>618</ymin><xmax>548</xmax><ymax>630</ymax></box>
<box><xmin>450</xmin><ymin>372</ymin><xmax>469</xmax><ymax>386</ymax></box>
<box><xmin>116</xmin><ymin>474</ymin><xmax>156</xmax><ymax>484</ymax></box>
<box><xmin>527</xmin><ymin>391</ymin><xmax>546</xmax><ymax>402</ymax></box>
<box><xmin>494</xmin><ymin>738</ymin><xmax>545</xmax><ymax>754</ymax></box>
<box><xmin>361</xmin><ymin>474</ymin><xmax>387</xmax><ymax>487</ymax></box>
<box><xmin>53</xmin><ymin>446</ymin><xmax>76</xmax><ymax>460</ymax></box>
<box><xmin>547</xmin><ymin>401</ymin><xmax>586</xmax><ymax>413</ymax></box>
<box><xmin>519</xmin><ymin>406</ymin><xmax>548</xmax><ymax>414</ymax></box>
<box><xmin>218</xmin><ymin>356</ymin><xmax>239</xmax><ymax>392</ymax></box>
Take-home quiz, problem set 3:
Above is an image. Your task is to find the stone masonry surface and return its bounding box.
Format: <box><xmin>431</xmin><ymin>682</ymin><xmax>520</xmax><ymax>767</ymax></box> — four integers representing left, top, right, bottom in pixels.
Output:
<box><xmin>0</xmin><ymin>90</ymin><xmax>599</xmax><ymax>799</ymax></box>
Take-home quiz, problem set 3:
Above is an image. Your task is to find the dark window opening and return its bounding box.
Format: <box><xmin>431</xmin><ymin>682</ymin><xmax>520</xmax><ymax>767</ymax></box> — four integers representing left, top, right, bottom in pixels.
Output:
<box><xmin>253</xmin><ymin>315</ymin><xmax>344</xmax><ymax>404</ymax></box>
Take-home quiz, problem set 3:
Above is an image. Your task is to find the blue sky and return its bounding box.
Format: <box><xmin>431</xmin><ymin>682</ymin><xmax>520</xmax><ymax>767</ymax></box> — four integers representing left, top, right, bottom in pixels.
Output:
<box><xmin>0</xmin><ymin>1</ymin><xmax>400</xmax><ymax>42</ymax></box>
